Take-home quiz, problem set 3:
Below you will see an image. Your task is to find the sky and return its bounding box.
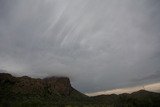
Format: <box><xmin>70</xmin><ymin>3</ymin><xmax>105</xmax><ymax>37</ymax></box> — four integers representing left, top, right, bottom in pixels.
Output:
<box><xmin>0</xmin><ymin>0</ymin><xmax>160</xmax><ymax>93</ymax></box>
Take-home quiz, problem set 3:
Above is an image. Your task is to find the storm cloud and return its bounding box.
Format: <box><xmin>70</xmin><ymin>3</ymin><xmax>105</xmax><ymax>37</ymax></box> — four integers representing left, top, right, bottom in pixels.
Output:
<box><xmin>0</xmin><ymin>0</ymin><xmax>160</xmax><ymax>93</ymax></box>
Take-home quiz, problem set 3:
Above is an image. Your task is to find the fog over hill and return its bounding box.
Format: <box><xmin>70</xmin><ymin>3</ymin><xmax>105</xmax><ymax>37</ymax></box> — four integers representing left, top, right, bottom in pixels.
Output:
<box><xmin>0</xmin><ymin>0</ymin><xmax>160</xmax><ymax>93</ymax></box>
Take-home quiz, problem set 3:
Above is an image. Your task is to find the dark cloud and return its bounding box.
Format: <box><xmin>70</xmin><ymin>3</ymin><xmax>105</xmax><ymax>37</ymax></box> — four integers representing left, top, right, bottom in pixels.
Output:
<box><xmin>0</xmin><ymin>0</ymin><xmax>160</xmax><ymax>92</ymax></box>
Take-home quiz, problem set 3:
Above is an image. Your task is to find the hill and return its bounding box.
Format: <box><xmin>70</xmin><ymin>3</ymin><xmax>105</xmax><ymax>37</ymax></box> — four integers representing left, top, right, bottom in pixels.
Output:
<box><xmin>92</xmin><ymin>90</ymin><xmax>160</xmax><ymax>107</ymax></box>
<box><xmin>0</xmin><ymin>73</ymin><xmax>88</xmax><ymax>107</ymax></box>
<box><xmin>0</xmin><ymin>73</ymin><xmax>160</xmax><ymax>107</ymax></box>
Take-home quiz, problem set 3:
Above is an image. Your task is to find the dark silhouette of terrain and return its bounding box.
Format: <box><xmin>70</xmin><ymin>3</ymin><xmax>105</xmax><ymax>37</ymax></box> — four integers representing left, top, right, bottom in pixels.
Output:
<box><xmin>0</xmin><ymin>73</ymin><xmax>160</xmax><ymax>107</ymax></box>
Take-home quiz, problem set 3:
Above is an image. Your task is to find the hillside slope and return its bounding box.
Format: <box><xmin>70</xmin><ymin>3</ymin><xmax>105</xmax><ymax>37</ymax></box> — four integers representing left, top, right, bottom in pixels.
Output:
<box><xmin>0</xmin><ymin>73</ymin><xmax>160</xmax><ymax>107</ymax></box>
<box><xmin>0</xmin><ymin>73</ymin><xmax>88</xmax><ymax>106</ymax></box>
<box><xmin>92</xmin><ymin>90</ymin><xmax>160</xmax><ymax>107</ymax></box>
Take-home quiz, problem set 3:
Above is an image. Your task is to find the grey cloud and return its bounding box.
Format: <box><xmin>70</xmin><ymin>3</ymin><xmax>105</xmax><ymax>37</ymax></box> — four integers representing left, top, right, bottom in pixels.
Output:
<box><xmin>132</xmin><ymin>71</ymin><xmax>160</xmax><ymax>83</ymax></box>
<box><xmin>0</xmin><ymin>0</ymin><xmax>160</xmax><ymax>92</ymax></box>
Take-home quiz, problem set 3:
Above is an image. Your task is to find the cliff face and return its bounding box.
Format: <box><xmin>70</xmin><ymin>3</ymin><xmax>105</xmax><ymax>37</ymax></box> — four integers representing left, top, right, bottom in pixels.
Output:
<box><xmin>44</xmin><ymin>77</ymin><xmax>72</xmax><ymax>96</ymax></box>
<box><xmin>0</xmin><ymin>73</ymin><xmax>72</xmax><ymax>96</ymax></box>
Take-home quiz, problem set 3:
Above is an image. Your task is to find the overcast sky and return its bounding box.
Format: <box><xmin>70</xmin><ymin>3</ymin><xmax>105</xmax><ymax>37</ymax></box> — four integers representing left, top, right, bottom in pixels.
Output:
<box><xmin>0</xmin><ymin>0</ymin><xmax>160</xmax><ymax>93</ymax></box>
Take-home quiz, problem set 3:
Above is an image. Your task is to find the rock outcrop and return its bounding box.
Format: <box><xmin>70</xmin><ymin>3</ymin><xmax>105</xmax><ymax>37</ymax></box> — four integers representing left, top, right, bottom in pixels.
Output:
<box><xmin>44</xmin><ymin>76</ymin><xmax>72</xmax><ymax>96</ymax></box>
<box><xmin>0</xmin><ymin>73</ymin><xmax>72</xmax><ymax>96</ymax></box>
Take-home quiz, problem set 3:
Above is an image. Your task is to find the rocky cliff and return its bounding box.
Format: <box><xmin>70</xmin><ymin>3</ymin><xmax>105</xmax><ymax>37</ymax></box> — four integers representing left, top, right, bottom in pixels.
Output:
<box><xmin>0</xmin><ymin>73</ymin><xmax>75</xmax><ymax>97</ymax></box>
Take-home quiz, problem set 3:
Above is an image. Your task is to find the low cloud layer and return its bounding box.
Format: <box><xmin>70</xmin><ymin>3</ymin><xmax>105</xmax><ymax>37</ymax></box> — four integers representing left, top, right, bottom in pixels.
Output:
<box><xmin>0</xmin><ymin>0</ymin><xmax>160</xmax><ymax>92</ymax></box>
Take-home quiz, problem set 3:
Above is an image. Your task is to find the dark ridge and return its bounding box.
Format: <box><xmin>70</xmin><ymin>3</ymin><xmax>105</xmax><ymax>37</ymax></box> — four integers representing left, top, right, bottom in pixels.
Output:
<box><xmin>0</xmin><ymin>73</ymin><xmax>160</xmax><ymax>107</ymax></box>
<box><xmin>0</xmin><ymin>72</ymin><xmax>86</xmax><ymax>97</ymax></box>
<box><xmin>0</xmin><ymin>73</ymin><xmax>13</xmax><ymax>78</ymax></box>
<box><xmin>131</xmin><ymin>89</ymin><xmax>152</xmax><ymax>94</ymax></box>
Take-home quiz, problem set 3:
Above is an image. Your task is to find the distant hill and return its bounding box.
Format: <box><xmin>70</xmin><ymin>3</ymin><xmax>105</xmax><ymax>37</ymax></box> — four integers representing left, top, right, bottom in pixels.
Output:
<box><xmin>0</xmin><ymin>73</ymin><xmax>160</xmax><ymax>107</ymax></box>
<box><xmin>92</xmin><ymin>90</ymin><xmax>160</xmax><ymax>107</ymax></box>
